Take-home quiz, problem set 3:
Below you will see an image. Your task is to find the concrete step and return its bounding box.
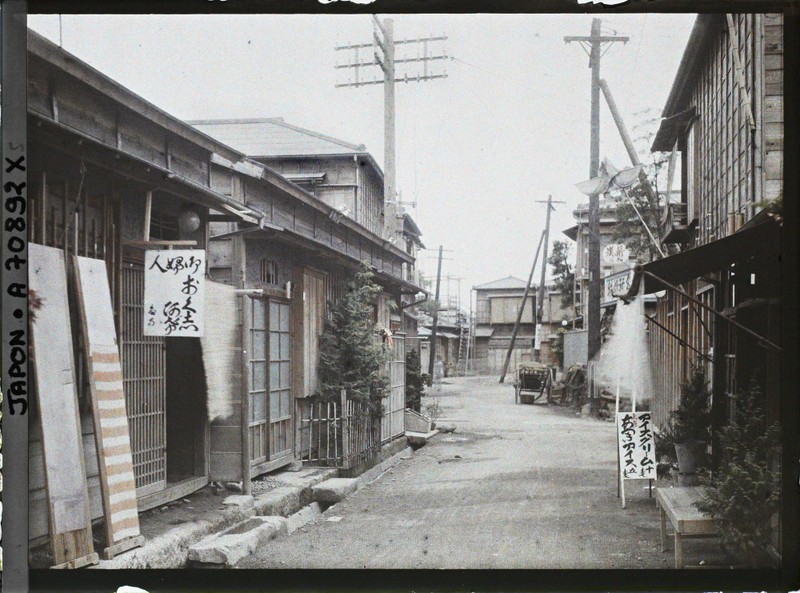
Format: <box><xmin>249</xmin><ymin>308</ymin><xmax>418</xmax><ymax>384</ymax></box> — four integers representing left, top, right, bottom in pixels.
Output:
<box><xmin>286</xmin><ymin>502</ymin><xmax>322</xmax><ymax>533</ymax></box>
<box><xmin>311</xmin><ymin>478</ymin><xmax>359</xmax><ymax>503</ymax></box>
<box><xmin>188</xmin><ymin>516</ymin><xmax>287</xmax><ymax>567</ymax></box>
<box><xmin>406</xmin><ymin>429</ymin><xmax>439</xmax><ymax>448</ymax></box>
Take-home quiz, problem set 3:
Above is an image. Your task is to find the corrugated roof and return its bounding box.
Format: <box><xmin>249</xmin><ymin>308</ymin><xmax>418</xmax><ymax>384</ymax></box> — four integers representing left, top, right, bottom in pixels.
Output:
<box><xmin>188</xmin><ymin>118</ymin><xmax>367</xmax><ymax>158</ymax></box>
<box><xmin>473</xmin><ymin>276</ymin><xmax>530</xmax><ymax>290</ymax></box>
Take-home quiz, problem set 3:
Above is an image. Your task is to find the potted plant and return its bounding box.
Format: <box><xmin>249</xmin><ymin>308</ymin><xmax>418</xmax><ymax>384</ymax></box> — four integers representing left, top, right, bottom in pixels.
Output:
<box><xmin>694</xmin><ymin>377</ymin><xmax>781</xmax><ymax>567</ymax></box>
<box><xmin>669</xmin><ymin>367</ymin><xmax>711</xmax><ymax>475</ymax></box>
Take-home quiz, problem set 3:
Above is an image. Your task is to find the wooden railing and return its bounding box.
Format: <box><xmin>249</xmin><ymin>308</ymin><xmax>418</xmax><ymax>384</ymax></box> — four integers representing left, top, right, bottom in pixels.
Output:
<box><xmin>296</xmin><ymin>390</ymin><xmax>381</xmax><ymax>470</ymax></box>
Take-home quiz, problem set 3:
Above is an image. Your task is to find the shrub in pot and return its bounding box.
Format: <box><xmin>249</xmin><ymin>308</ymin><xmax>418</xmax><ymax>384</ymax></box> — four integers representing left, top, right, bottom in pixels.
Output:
<box><xmin>669</xmin><ymin>367</ymin><xmax>711</xmax><ymax>474</ymax></box>
<box><xmin>694</xmin><ymin>377</ymin><xmax>781</xmax><ymax>566</ymax></box>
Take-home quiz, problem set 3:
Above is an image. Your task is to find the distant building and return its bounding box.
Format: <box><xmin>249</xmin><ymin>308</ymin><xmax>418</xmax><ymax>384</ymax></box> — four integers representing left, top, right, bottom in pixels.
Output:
<box><xmin>562</xmin><ymin>198</ymin><xmax>639</xmax><ymax>327</ymax></box>
<box><xmin>471</xmin><ymin>276</ymin><xmax>569</xmax><ymax>375</ymax></box>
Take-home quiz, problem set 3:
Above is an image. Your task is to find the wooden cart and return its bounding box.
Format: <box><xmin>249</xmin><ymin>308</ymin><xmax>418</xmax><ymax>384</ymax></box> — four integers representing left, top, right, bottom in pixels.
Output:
<box><xmin>514</xmin><ymin>362</ymin><xmax>552</xmax><ymax>404</ymax></box>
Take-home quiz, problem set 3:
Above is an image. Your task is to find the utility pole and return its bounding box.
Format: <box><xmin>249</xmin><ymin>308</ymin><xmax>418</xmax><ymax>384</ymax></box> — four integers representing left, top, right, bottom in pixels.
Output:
<box><xmin>564</xmin><ymin>19</ymin><xmax>628</xmax><ymax>365</ymax></box>
<box><xmin>335</xmin><ymin>18</ymin><xmax>449</xmax><ymax>244</ymax></box>
<box><xmin>534</xmin><ymin>195</ymin><xmax>566</xmax><ymax>362</ymax></box>
<box><xmin>499</xmin><ymin>230</ymin><xmax>545</xmax><ymax>384</ymax></box>
<box><xmin>429</xmin><ymin>245</ymin><xmax>444</xmax><ymax>377</ymax></box>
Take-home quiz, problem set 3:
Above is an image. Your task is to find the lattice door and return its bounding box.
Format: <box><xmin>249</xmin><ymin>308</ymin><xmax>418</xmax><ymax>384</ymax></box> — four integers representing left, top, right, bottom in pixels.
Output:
<box><xmin>121</xmin><ymin>261</ymin><xmax>167</xmax><ymax>496</ymax></box>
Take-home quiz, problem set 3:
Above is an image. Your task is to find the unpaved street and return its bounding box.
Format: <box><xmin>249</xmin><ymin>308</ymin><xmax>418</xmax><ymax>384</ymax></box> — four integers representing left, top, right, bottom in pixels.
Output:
<box><xmin>240</xmin><ymin>376</ymin><xmax>723</xmax><ymax>569</ymax></box>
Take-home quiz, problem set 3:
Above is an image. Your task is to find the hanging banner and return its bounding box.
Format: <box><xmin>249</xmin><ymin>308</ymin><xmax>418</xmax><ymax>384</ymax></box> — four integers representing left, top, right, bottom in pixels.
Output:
<box><xmin>533</xmin><ymin>322</ymin><xmax>543</xmax><ymax>351</ymax></box>
<box><xmin>616</xmin><ymin>411</ymin><xmax>656</xmax><ymax>480</ymax></box>
<box><xmin>144</xmin><ymin>249</ymin><xmax>205</xmax><ymax>337</ymax></box>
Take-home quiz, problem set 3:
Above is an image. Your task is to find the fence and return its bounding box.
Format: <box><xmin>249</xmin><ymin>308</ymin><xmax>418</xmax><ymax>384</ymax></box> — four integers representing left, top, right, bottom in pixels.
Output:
<box><xmin>296</xmin><ymin>390</ymin><xmax>381</xmax><ymax>470</ymax></box>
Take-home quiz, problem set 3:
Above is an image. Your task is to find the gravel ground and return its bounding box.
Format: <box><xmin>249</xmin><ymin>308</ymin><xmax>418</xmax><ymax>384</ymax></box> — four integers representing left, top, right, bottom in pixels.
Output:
<box><xmin>238</xmin><ymin>376</ymin><xmax>731</xmax><ymax>569</ymax></box>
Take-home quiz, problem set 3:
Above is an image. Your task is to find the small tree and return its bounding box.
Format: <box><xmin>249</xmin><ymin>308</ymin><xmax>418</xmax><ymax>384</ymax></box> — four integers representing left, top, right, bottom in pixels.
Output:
<box><xmin>548</xmin><ymin>240</ymin><xmax>575</xmax><ymax>309</ymax></box>
<box><xmin>316</xmin><ymin>264</ymin><xmax>388</xmax><ymax>418</ymax></box>
<box><xmin>694</xmin><ymin>377</ymin><xmax>781</xmax><ymax>564</ymax></box>
<box><xmin>611</xmin><ymin>110</ymin><xmax>670</xmax><ymax>263</ymax></box>
<box><xmin>405</xmin><ymin>347</ymin><xmax>425</xmax><ymax>412</ymax></box>
<box><xmin>669</xmin><ymin>366</ymin><xmax>712</xmax><ymax>445</ymax></box>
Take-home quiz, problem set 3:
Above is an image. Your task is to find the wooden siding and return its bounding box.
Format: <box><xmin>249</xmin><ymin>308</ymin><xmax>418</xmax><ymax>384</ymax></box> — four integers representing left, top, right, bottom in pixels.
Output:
<box><xmin>762</xmin><ymin>14</ymin><xmax>784</xmax><ymax>203</ymax></box>
<box><xmin>649</xmin><ymin>14</ymin><xmax>782</xmax><ymax>430</ymax></box>
<box><xmin>687</xmin><ymin>14</ymin><xmax>783</xmax><ymax>246</ymax></box>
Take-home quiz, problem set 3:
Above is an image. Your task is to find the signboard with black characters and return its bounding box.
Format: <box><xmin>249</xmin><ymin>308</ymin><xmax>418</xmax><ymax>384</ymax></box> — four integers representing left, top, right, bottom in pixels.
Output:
<box><xmin>144</xmin><ymin>250</ymin><xmax>205</xmax><ymax>337</ymax></box>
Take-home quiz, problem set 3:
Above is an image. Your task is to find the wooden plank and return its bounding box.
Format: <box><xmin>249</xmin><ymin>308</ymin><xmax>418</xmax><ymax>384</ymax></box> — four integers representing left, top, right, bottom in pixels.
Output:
<box><xmin>763</xmin><ymin>95</ymin><xmax>783</xmax><ymax>123</ymax></box>
<box><xmin>74</xmin><ymin>254</ymin><xmax>143</xmax><ymax>552</ymax></box>
<box><xmin>136</xmin><ymin>475</ymin><xmax>208</xmax><ymax>513</ymax></box>
<box><xmin>764</xmin><ymin>122</ymin><xmax>783</xmax><ymax>150</ymax></box>
<box><xmin>764</xmin><ymin>54</ymin><xmax>782</xmax><ymax>72</ymax></box>
<box><xmin>102</xmin><ymin>535</ymin><xmax>145</xmax><ymax>560</ymax></box>
<box><xmin>764</xmin><ymin>150</ymin><xmax>783</xmax><ymax>179</ymax></box>
<box><xmin>764</xmin><ymin>25</ymin><xmax>783</xmax><ymax>53</ymax></box>
<box><xmin>29</xmin><ymin>243</ymin><xmax>97</xmax><ymax>567</ymax></box>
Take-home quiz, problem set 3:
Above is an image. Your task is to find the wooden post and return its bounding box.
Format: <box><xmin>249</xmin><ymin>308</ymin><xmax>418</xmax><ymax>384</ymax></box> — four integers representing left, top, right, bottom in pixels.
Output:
<box><xmin>341</xmin><ymin>389</ymin><xmax>350</xmax><ymax>468</ymax></box>
<box><xmin>534</xmin><ymin>196</ymin><xmax>555</xmax><ymax>362</ymax></box>
<box><xmin>428</xmin><ymin>245</ymin><xmax>444</xmax><ymax>377</ymax></box>
<box><xmin>143</xmin><ymin>190</ymin><xmax>152</xmax><ymax>241</ymax></box>
<box><xmin>383</xmin><ymin>18</ymin><xmax>397</xmax><ymax>241</ymax></box>
<box><xmin>499</xmin><ymin>230</ymin><xmax>545</xmax><ymax>383</ymax></box>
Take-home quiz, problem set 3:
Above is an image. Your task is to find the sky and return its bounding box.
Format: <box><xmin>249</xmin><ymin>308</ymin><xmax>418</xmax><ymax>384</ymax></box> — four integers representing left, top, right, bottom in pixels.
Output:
<box><xmin>29</xmin><ymin>12</ymin><xmax>696</xmax><ymax>311</ymax></box>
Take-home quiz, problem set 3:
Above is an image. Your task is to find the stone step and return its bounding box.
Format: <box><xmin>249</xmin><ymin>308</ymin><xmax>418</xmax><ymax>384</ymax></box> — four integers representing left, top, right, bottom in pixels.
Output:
<box><xmin>311</xmin><ymin>478</ymin><xmax>359</xmax><ymax>503</ymax></box>
<box><xmin>406</xmin><ymin>429</ymin><xmax>439</xmax><ymax>448</ymax></box>
<box><xmin>188</xmin><ymin>516</ymin><xmax>287</xmax><ymax>567</ymax></box>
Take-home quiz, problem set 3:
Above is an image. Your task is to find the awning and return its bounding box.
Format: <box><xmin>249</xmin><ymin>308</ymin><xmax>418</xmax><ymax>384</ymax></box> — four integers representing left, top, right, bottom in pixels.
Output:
<box><xmin>623</xmin><ymin>216</ymin><xmax>781</xmax><ymax>352</ymax></box>
<box><xmin>474</xmin><ymin>327</ymin><xmax>494</xmax><ymax>338</ymax></box>
<box><xmin>625</xmin><ymin>216</ymin><xmax>780</xmax><ymax>297</ymax></box>
<box><xmin>651</xmin><ymin>107</ymin><xmax>697</xmax><ymax>152</ymax></box>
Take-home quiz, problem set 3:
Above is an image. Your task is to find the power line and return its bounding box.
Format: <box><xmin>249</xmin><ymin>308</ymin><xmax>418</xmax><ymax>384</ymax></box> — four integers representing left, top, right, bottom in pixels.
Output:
<box><xmin>335</xmin><ymin>17</ymin><xmax>450</xmax><ymax>245</ymax></box>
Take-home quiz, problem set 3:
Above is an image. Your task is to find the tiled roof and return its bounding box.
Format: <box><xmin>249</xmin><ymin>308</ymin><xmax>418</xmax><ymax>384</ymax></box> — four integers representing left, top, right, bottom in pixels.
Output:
<box><xmin>187</xmin><ymin>118</ymin><xmax>367</xmax><ymax>158</ymax></box>
<box><xmin>473</xmin><ymin>276</ymin><xmax>530</xmax><ymax>290</ymax></box>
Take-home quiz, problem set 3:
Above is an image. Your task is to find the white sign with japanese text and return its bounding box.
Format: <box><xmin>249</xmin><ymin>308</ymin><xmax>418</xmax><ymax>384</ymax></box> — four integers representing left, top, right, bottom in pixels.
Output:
<box><xmin>144</xmin><ymin>249</ymin><xmax>205</xmax><ymax>337</ymax></box>
<box><xmin>604</xmin><ymin>269</ymin><xmax>634</xmax><ymax>303</ymax></box>
<box><xmin>602</xmin><ymin>243</ymin><xmax>630</xmax><ymax>264</ymax></box>
<box><xmin>616</xmin><ymin>411</ymin><xmax>656</xmax><ymax>480</ymax></box>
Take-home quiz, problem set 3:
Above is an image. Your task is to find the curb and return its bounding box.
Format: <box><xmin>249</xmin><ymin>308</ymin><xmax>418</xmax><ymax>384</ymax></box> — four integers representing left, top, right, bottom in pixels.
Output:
<box><xmin>97</xmin><ymin>468</ymin><xmax>336</xmax><ymax>569</ymax></box>
<box><xmin>96</xmin><ymin>446</ymin><xmax>414</xmax><ymax>568</ymax></box>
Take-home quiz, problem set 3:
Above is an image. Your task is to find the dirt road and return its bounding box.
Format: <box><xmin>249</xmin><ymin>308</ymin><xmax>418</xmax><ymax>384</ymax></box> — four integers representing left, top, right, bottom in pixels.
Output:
<box><xmin>240</xmin><ymin>376</ymin><xmax>724</xmax><ymax>569</ymax></box>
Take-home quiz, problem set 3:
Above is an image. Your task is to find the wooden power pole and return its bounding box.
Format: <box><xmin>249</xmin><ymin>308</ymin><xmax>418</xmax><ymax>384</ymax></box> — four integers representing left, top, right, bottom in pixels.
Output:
<box><xmin>564</xmin><ymin>19</ymin><xmax>628</xmax><ymax>363</ymax></box>
<box><xmin>429</xmin><ymin>245</ymin><xmax>444</xmax><ymax>377</ymax></box>
<box><xmin>499</xmin><ymin>230</ymin><xmax>545</xmax><ymax>384</ymax></box>
<box><xmin>534</xmin><ymin>195</ymin><xmax>566</xmax><ymax>362</ymax></box>
<box><xmin>335</xmin><ymin>18</ymin><xmax>448</xmax><ymax>244</ymax></box>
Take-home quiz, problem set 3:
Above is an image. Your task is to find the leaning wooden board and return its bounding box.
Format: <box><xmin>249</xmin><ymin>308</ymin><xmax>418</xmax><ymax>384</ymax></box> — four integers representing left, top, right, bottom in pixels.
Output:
<box><xmin>28</xmin><ymin>243</ymin><xmax>98</xmax><ymax>568</ymax></box>
<box><xmin>73</xmin><ymin>255</ymin><xmax>145</xmax><ymax>559</ymax></box>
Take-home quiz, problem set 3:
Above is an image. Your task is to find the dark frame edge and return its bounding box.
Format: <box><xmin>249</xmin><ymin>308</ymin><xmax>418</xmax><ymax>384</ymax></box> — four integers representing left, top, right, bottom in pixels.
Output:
<box><xmin>1</xmin><ymin>1</ymin><xmax>30</xmax><ymax>593</ymax></box>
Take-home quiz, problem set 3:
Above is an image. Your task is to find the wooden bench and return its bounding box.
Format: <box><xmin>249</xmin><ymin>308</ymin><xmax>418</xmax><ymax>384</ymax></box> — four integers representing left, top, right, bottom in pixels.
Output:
<box><xmin>655</xmin><ymin>486</ymin><xmax>717</xmax><ymax>568</ymax></box>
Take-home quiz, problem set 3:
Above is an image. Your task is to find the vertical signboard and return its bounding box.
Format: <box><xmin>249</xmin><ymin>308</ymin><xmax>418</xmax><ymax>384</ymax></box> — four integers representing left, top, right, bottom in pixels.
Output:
<box><xmin>617</xmin><ymin>411</ymin><xmax>657</xmax><ymax>480</ymax></box>
<box><xmin>144</xmin><ymin>249</ymin><xmax>205</xmax><ymax>337</ymax></box>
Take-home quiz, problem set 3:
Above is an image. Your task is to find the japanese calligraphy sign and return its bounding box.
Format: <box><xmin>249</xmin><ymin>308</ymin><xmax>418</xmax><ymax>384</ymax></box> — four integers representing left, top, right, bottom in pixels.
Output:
<box><xmin>616</xmin><ymin>411</ymin><xmax>656</xmax><ymax>480</ymax></box>
<box><xmin>604</xmin><ymin>269</ymin><xmax>633</xmax><ymax>303</ymax></box>
<box><xmin>144</xmin><ymin>249</ymin><xmax>205</xmax><ymax>337</ymax></box>
<box><xmin>602</xmin><ymin>243</ymin><xmax>630</xmax><ymax>264</ymax></box>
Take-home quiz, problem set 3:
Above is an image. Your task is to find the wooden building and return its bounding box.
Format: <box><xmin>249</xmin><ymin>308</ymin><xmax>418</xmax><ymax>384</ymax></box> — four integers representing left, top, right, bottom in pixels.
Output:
<box><xmin>26</xmin><ymin>29</ymin><xmax>423</xmax><ymax>557</ymax></box>
<box><xmin>633</xmin><ymin>13</ymin><xmax>783</xmax><ymax>435</ymax></box>
<box><xmin>190</xmin><ymin>117</ymin><xmax>423</xmax><ymax>475</ymax></box>
<box><xmin>471</xmin><ymin>276</ymin><xmax>569</xmax><ymax>374</ymax></box>
<box><xmin>623</xmin><ymin>16</ymin><xmax>785</xmax><ymax>561</ymax></box>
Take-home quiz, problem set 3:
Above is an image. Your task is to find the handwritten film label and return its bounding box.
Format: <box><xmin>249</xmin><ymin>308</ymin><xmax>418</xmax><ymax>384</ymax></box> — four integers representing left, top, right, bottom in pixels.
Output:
<box><xmin>4</xmin><ymin>148</ymin><xmax>29</xmax><ymax>416</ymax></box>
<box><xmin>617</xmin><ymin>411</ymin><xmax>656</xmax><ymax>480</ymax></box>
<box><xmin>144</xmin><ymin>249</ymin><xmax>205</xmax><ymax>337</ymax></box>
